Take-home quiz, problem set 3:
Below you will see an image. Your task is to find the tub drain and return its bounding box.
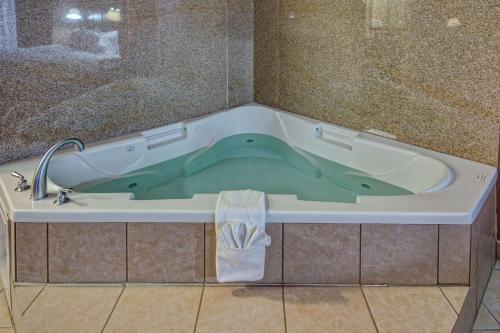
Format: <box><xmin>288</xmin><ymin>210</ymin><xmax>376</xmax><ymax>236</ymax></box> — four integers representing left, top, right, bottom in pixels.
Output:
<box><xmin>128</xmin><ymin>183</ymin><xmax>138</xmax><ymax>189</ymax></box>
<box><xmin>246</xmin><ymin>139</ymin><xmax>254</xmax><ymax>143</ymax></box>
<box><xmin>361</xmin><ymin>183</ymin><xmax>370</xmax><ymax>190</ymax></box>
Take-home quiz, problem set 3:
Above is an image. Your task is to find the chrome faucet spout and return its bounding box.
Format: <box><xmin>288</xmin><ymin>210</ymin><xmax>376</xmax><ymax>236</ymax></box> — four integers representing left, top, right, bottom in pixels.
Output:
<box><xmin>31</xmin><ymin>138</ymin><xmax>85</xmax><ymax>201</ymax></box>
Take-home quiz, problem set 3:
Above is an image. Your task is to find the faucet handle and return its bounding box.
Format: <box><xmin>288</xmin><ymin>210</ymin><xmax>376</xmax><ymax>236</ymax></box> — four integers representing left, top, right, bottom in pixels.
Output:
<box><xmin>53</xmin><ymin>188</ymin><xmax>73</xmax><ymax>206</ymax></box>
<box><xmin>11</xmin><ymin>171</ymin><xmax>24</xmax><ymax>179</ymax></box>
<box><xmin>10</xmin><ymin>171</ymin><xmax>30</xmax><ymax>192</ymax></box>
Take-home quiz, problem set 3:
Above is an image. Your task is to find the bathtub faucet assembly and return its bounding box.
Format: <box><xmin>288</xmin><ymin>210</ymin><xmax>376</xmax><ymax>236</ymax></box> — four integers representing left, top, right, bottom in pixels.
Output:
<box><xmin>31</xmin><ymin>138</ymin><xmax>85</xmax><ymax>201</ymax></box>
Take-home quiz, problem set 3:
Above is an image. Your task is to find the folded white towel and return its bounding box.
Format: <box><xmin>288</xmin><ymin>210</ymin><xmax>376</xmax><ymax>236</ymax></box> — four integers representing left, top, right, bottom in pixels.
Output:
<box><xmin>215</xmin><ymin>190</ymin><xmax>271</xmax><ymax>283</ymax></box>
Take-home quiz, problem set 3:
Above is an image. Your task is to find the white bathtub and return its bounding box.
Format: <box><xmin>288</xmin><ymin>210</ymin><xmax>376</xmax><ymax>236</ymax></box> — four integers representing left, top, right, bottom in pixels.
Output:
<box><xmin>0</xmin><ymin>104</ymin><xmax>496</xmax><ymax>224</ymax></box>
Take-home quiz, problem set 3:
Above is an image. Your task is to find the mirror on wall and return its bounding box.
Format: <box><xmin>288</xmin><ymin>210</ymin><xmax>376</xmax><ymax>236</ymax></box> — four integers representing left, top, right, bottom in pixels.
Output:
<box><xmin>3</xmin><ymin>0</ymin><xmax>123</xmax><ymax>52</ymax></box>
<box><xmin>1</xmin><ymin>0</ymin><xmax>250</xmax><ymax>166</ymax></box>
<box><xmin>0</xmin><ymin>0</ymin><xmax>130</xmax><ymax>165</ymax></box>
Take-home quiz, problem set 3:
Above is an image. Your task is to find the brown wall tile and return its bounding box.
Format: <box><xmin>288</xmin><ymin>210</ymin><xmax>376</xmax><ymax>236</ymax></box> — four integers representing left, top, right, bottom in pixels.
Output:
<box><xmin>361</xmin><ymin>224</ymin><xmax>438</xmax><ymax>285</ymax></box>
<box><xmin>439</xmin><ymin>225</ymin><xmax>471</xmax><ymax>284</ymax></box>
<box><xmin>205</xmin><ymin>223</ymin><xmax>282</xmax><ymax>283</ymax></box>
<box><xmin>473</xmin><ymin>270</ymin><xmax>484</xmax><ymax>313</ymax></box>
<box><xmin>452</xmin><ymin>275</ymin><xmax>477</xmax><ymax>333</ymax></box>
<box><xmin>15</xmin><ymin>223</ymin><xmax>47</xmax><ymax>283</ymax></box>
<box><xmin>469</xmin><ymin>191</ymin><xmax>496</xmax><ymax>314</ymax></box>
<box><xmin>476</xmin><ymin>189</ymin><xmax>496</xmax><ymax>305</ymax></box>
<box><xmin>48</xmin><ymin>223</ymin><xmax>126</xmax><ymax>283</ymax></box>
<box><xmin>497</xmin><ymin>179</ymin><xmax>500</xmax><ymax>252</ymax></box>
<box><xmin>471</xmin><ymin>215</ymin><xmax>480</xmax><ymax>282</ymax></box>
<box><xmin>128</xmin><ymin>223</ymin><xmax>204</xmax><ymax>283</ymax></box>
<box><xmin>283</xmin><ymin>224</ymin><xmax>360</xmax><ymax>284</ymax></box>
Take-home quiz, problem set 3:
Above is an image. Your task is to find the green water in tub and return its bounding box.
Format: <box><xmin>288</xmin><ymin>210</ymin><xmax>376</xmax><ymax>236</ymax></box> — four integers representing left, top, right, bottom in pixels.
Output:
<box><xmin>75</xmin><ymin>133</ymin><xmax>413</xmax><ymax>202</ymax></box>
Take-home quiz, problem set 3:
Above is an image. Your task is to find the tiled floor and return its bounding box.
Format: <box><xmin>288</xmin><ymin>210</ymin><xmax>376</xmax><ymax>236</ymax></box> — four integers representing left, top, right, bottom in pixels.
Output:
<box><xmin>0</xmin><ymin>288</ymin><xmax>14</xmax><ymax>333</ymax></box>
<box><xmin>473</xmin><ymin>260</ymin><xmax>500</xmax><ymax>332</ymax></box>
<box><xmin>11</xmin><ymin>284</ymin><xmax>465</xmax><ymax>333</ymax></box>
<box><xmin>7</xmin><ymin>261</ymin><xmax>498</xmax><ymax>333</ymax></box>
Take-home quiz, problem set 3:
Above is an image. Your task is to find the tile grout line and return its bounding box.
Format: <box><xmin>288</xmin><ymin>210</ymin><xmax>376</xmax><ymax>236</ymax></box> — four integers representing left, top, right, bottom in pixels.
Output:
<box><xmin>21</xmin><ymin>285</ymin><xmax>46</xmax><ymax>316</ymax></box>
<box><xmin>100</xmin><ymin>284</ymin><xmax>126</xmax><ymax>333</ymax></box>
<box><xmin>0</xmin><ymin>294</ymin><xmax>12</xmax><ymax>328</ymax></box>
<box><xmin>484</xmin><ymin>303</ymin><xmax>500</xmax><ymax>326</ymax></box>
<box><xmin>438</xmin><ymin>286</ymin><xmax>460</xmax><ymax>316</ymax></box>
<box><xmin>360</xmin><ymin>287</ymin><xmax>380</xmax><ymax>333</ymax></box>
<box><xmin>478</xmin><ymin>264</ymin><xmax>497</xmax><ymax>308</ymax></box>
<box><xmin>6</xmin><ymin>291</ymin><xmax>15</xmax><ymax>330</ymax></box>
<box><xmin>0</xmin><ymin>290</ymin><xmax>10</xmax><ymax>329</ymax></box>
<box><xmin>282</xmin><ymin>286</ymin><xmax>287</xmax><ymax>333</ymax></box>
<box><xmin>192</xmin><ymin>284</ymin><xmax>205</xmax><ymax>333</ymax></box>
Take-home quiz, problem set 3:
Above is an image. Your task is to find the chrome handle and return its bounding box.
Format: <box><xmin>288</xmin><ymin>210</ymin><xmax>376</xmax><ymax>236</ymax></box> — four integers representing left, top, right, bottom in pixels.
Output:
<box><xmin>11</xmin><ymin>171</ymin><xmax>24</xmax><ymax>179</ymax></box>
<box><xmin>53</xmin><ymin>188</ymin><xmax>73</xmax><ymax>206</ymax></box>
<box><xmin>10</xmin><ymin>171</ymin><xmax>30</xmax><ymax>192</ymax></box>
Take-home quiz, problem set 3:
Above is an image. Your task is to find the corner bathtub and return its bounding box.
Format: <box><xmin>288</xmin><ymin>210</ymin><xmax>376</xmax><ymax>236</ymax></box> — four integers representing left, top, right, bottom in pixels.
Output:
<box><xmin>0</xmin><ymin>104</ymin><xmax>496</xmax><ymax>224</ymax></box>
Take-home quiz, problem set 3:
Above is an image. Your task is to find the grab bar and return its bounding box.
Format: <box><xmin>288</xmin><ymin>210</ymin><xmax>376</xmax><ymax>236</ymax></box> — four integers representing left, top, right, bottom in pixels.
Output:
<box><xmin>142</xmin><ymin>124</ymin><xmax>187</xmax><ymax>149</ymax></box>
<box><xmin>314</xmin><ymin>124</ymin><xmax>358</xmax><ymax>150</ymax></box>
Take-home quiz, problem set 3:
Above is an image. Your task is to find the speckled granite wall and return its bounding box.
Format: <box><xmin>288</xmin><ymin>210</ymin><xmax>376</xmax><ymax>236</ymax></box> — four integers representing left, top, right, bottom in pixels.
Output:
<box><xmin>0</xmin><ymin>0</ymin><xmax>253</xmax><ymax>164</ymax></box>
<box><xmin>2</xmin><ymin>0</ymin><xmax>498</xmax><ymax>166</ymax></box>
<box><xmin>255</xmin><ymin>0</ymin><xmax>500</xmax><ymax>166</ymax></box>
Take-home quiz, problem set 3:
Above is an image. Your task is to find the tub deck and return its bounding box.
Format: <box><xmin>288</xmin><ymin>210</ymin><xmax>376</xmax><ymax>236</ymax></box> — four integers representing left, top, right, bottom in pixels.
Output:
<box><xmin>10</xmin><ymin>187</ymin><xmax>495</xmax><ymax>287</ymax></box>
<box><xmin>0</xmin><ymin>105</ymin><xmax>497</xmax><ymax>225</ymax></box>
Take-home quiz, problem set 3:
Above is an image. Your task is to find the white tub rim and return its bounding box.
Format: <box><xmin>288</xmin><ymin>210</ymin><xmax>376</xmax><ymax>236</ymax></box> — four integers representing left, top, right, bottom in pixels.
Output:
<box><xmin>0</xmin><ymin>103</ymin><xmax>496</xmax><ymax>225</ymax></box>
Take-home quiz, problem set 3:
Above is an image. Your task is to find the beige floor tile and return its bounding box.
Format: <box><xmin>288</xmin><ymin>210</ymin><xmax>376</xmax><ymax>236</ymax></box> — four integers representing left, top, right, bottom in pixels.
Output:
<box><xmin>495</xmin><ymin>261</ymin><xmax>500</xmax><ymax>270</ymax></box>
<box><xmin>484</xmin><ymin>270</ymin><xmax>500</xmax><ymax>321</ymax></box>
<box><xmin>473</xmin><ymin>305</ymin><xmax>500</xmax><ymax>330</ymax></box>
<box><xmin>284</xmin><ymin>287</ymin><xmax>377</xmax><ymax>333</ymax></box>
<box><xmin>440</xmin><ymin>286</ymin><xmax>469</xmax><ymax>314</ymax></box>
<box><xmin>0</xmin><ymin>329</ymin><xmax>14</xmax><ymax>333</ymax></box>
<box><xmin>103</xmin><ymin>285</ymin><xmax>202</xmax><ymax>333</ymax></box>
<box><xmin>23</xmin><ymin>286</ymin><xmax>123</xmax><ymax>333</ymax></box>
<box><xmin>0</xmin><ymin>291</ymin><xmax>12</xmax><ymax>328</ymax></box>
<box><xmin>196</xmin><ymin>286</ymin><xmax>285</xmax><ymax>333</ymax></box>
<box><xmin>363</xmin><ymin>286</ymin><xmax>457</xmax><ymax>333</ymax></box>
<box><xmin>14</xmin><ymin>285</ymin><xmax>44</xmax><ymax>314</ymax></box>
<box><xmin>483</xmin><ymin>270</ymin><xmax>500</xmax><ymax>314</ymax></box>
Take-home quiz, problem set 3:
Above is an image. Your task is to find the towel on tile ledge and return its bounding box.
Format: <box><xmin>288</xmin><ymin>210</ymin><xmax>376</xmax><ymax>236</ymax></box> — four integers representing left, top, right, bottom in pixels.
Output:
<box><xmin>215</xmin><ymin>190</ymin><xmax>271</xmax><ymax>283</ymax></box>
